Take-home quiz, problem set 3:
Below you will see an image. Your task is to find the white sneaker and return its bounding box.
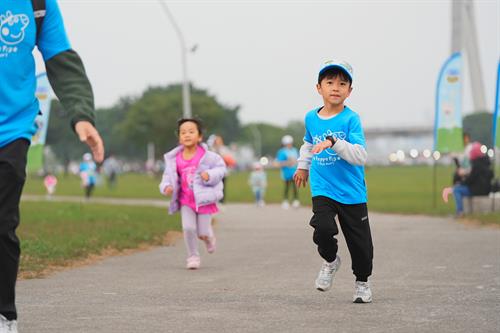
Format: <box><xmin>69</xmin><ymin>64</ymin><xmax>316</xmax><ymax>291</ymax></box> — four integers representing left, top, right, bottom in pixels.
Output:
<box><xmin>0</xmin><ymin>315</ymin><xmax>17</xmax><ymax>333</ymax></box>
<box><xmin>257</xmin><ymin>200</ymin><xmax>265</xmax><ymax>207</ymax></box>
<box><xmin>186</xmin><ymin>256</ymin><xmax>200</xmax><ymax>269</ymax></box>
<box><xmin>292</xmin><ymin>199</ymin><xmax>300</xmax><ymax>208</ymax></box>
<box><xmin>353</xmin><ymin>281</ymin><xmax>372</xmax><ymax>303</ymax></box>
<box><xmin>315</xmin><ymin>255</ymin><xmax>341</xmax><ymax>291</ymax></box>
<box><xmin>281</xmin><ymin>200</ymin><xmax>290</xmax><ymax>209</ymax></box>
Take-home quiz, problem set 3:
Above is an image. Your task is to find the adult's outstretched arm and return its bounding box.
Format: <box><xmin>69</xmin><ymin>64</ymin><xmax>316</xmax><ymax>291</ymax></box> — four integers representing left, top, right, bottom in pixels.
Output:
<box><xmin>45</xmin><ymin>49</ymin><xmax>104</xmax><ymax>162</ymax></box>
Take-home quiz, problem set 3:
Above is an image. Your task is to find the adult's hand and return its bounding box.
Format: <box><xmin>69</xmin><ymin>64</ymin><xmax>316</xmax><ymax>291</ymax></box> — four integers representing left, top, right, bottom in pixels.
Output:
<box><xmin>75</xmin><ymin>121</ymin><xmax>104</xmax><ymax>163</ymax></box>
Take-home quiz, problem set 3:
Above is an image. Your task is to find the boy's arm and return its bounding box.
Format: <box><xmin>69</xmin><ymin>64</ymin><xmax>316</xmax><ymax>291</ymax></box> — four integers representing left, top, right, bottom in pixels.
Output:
<box><xmin>313</xmin><ymin>115</ymin><xmax>368</xmax><ymax>166</ymax></box>
<box><xmin>336</xmin><ymin>114</ymin><xmax>368</xmax><ymax>166</ymax></box>
<box><xmin>313</xmin><ymin>137</ymin><xmax>367</xmax><ymax>166</ymax></box>
<box><xmin>332</xmin><ymin>140</ymin><xmax>367</xmax><ymax>166</ymax></box>
<box><xmin>297</xmin><ymin>140</ymin><xmax>313</xmax><ymax>170</ymax></box>
<box><xmin>294</xmin><ymin>115</ymin><xmax>312</xmax><ymax>187</ymax></box>
<box><xmin>294</xmin><ymin>140</ymin><xmax>312</xmax><ymax>188</ymax></box>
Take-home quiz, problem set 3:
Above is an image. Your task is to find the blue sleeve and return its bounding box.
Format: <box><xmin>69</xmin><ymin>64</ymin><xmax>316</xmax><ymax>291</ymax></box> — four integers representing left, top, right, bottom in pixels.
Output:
<box><xmin>348</xmin><ymin>114</ymin><xmax>366</xmax><ymax>148</ymax></box>
<box><xmin>37</xmin><ymin>0</ymin><xmax>71</xmax><ymax>61</ymax></box>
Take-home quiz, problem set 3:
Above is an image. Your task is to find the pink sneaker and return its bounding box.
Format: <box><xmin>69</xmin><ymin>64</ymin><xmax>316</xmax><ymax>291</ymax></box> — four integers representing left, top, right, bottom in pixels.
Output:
<box><xmin>186</xmin><ymin>256</ymin><xmax>200</xmax><ymax>269</ymax></box>
<box><xmin>205</xmin><ymin>236</ymin><xmax>216</xmax><ymax>254</ymax></box>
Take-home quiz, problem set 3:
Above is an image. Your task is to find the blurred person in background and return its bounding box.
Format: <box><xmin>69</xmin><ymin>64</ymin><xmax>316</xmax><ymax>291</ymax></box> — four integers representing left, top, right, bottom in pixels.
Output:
<box><xmin>276</xmin><ymin>135</ymin><xmax>299</xmax><ymax>209</ymax></box>
<box><xmin>209</xmin><ymin>135</ymin><xmax>235</xmax><ymax>204</ymax></box>
<box><xmin>452</xmin><ymin>132</ymin><xmax>473</xmax><ymax>184</ymax></box>
<box><xmin>102</xmin><ymin>153</ymin><xmax>120</xmax><ymax>189</ymax></box>
<box><xmin>248</xmin><ymin>161</ymin><xmax>267</xmax><ymax>207</ymax></box>
<box><xmin>79</xmin><ymin>153</ymin><xmax>98</xmax><ymax>199</ymax></box>
<box><xmin>43</xmin><ymin>173</ymin><xmax>58</xmax><ymax>198</ymax></box>
<box><xmin>451</xmin><ymin>142</ymin><xmax>493</xmax><ymax>217</ymax></box>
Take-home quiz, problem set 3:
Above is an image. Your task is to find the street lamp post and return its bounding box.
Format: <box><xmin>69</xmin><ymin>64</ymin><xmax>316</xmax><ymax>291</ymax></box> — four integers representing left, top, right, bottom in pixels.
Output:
<box><xmin>158</xmin><ymin>0</ymin><xmax>192</xmax><ymax>118</ymax></box>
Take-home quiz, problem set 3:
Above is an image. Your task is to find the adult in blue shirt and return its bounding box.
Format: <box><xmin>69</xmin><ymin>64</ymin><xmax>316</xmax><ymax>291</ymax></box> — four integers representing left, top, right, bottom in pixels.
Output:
<box><xmin>0</xmin><ymin>1</ymin><xmax>104</xmax><ymax>330</ymax></box>
<box><xmin>276</xmin><ymin>135</ymin><xmax>299</xmax><ymax>209</ymax></box>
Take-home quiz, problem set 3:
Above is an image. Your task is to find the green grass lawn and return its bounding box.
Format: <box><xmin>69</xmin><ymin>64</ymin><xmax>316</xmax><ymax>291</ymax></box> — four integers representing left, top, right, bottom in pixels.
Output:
<box><xmin>24</xmin><ymin>173</ymin><xmax>161</xmax><ymax>198</ymax></box>
<box><xmin>18</xmin><ymin>201</ymin><xmax>180</xmax><ymax>277</ymax></box>
<box><xmin>25</xmin><ymin>165</ymin><xmax>498</xmax><ymax>216</ymax></box>
<box><xmin>27</xmin><ymin>166</ymin><xmax>452</xmax><ymax>206</ymax></box>
<box><xmin>228</xmin><ymin>166</ymin><xmax>456</xmax><ymax>215</ymax></box>
<box><xmin>23</xmin><ymin>165</ymin><xmax>499</xmax><ymax>223</ymax></box>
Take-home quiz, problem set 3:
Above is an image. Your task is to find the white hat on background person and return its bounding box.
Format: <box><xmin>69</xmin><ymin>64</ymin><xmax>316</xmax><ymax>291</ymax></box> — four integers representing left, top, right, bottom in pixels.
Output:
<box><xmin>83</xmin><ymin>153</ymin><xmax>93</xmax><ymax>161</ymax></box>
<box><xmin>281</xmin><ymin>135</ymin><xmax>293</xmax><ymax>145</ymax></box>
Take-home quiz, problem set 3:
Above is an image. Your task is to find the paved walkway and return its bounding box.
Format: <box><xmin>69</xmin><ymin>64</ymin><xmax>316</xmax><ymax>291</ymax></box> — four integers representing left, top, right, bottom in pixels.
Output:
<box><xmin>17</xmin><ymin>203</ymin><xmax>500</xmax><ymax>333</ymax></box>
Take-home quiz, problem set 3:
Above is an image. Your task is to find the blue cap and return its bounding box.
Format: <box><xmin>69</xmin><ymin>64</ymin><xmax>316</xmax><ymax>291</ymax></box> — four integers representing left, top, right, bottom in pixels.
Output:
<box><xmin>318</xmin><ymin>60</ymin><xmax>353</xmax><ymax>83</ymax></box>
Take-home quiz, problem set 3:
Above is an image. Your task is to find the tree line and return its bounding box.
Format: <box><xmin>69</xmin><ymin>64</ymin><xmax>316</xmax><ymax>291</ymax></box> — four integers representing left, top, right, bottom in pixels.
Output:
<box><xmin>46</xmin><ymin>83</ymin><xmax>306</xmax><ymax>163</ymax></box>
<box><xmin>46</xmin><ymin>83</ymin><xmax>495</xmax><ymax>165</ymax></box>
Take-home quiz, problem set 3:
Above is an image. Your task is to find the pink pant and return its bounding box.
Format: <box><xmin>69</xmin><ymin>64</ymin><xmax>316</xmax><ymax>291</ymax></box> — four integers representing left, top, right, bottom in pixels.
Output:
<box><xmin>180</xmin><ymin>206</ymin><xmax>214</xmax><ymax>257</ymax></box>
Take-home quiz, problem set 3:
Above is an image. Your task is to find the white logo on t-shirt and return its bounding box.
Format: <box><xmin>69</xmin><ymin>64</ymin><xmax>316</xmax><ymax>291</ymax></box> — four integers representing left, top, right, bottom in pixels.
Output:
<box><xmin>311</xmin><ymin>130</ymin><xmax>346</xmax><ymax>166</ymax></box>
<box><xmin>0</xmin><ymin>11</ymin><xmax>29</xmax><ymax>46</ymax></box>
<box><xmin>313</xmin><ymin>130</ymin><xmax>346</xmax><ymax>156</ymax></box>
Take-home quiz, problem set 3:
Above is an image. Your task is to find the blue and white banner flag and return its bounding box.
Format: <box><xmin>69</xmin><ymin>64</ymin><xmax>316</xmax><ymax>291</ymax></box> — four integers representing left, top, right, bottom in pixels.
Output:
<box><xmin>32</xmin><ymin>73</ymin><xmax>53</xmax><ymax>146</ymax></box>
<box><xmin>434</xmin><ymin>53</ymin><xmax>463</xmax><ymax>153</ymax></box>
<box><xmin>27</xmin><ymin>72</ymin><xmax>53</xmax><ymax>171</ymax></box>
<box><xmin>493</xmin><ymin>60</ymin><xmax>500</xmax><ymax>149</ymax></box>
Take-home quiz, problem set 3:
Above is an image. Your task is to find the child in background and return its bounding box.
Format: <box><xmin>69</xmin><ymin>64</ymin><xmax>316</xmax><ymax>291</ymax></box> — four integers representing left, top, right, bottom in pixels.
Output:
<box><xmin>276</xmin><ymin>135</ymin><xmax>299</xmax><ymax>209</ymax></box>
<box><xmin>79</xmin><ymin>153</ymin><xmax>97</xmax><ymax>199</ymax></box>
<box><xmin>43</xmin><ymin>174</ymin><xmax>58</xmax><ymax>198</ymax></box>
<box><xmin>249</xmin><ymin>162</ymin><xmax>267</xmax><ymax>207</ymax></box>
<box><xmin>159</xmin><ymin>118</ymin><xmax>226</xmax><ymax>269</ymax></box>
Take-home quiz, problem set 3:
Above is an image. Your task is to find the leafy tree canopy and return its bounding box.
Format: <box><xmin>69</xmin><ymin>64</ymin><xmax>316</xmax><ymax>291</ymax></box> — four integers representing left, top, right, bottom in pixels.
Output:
<box><xmin>463</xmin><ymin>111</ymin><xmax>493</xmax><ymax>147</ymax></box>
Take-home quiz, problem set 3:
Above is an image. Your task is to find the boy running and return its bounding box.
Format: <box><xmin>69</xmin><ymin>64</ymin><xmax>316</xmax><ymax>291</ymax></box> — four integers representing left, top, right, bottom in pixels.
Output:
<box><xmin>294</xmin><ymin>60</ymin><xmax>374</xmax><ymax>303</ymax></box>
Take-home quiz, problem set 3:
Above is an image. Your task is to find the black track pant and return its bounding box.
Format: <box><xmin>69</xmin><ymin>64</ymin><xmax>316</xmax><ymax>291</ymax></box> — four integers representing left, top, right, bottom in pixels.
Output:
<box><xmin>0</xmin><ymin>139</ymin><xmax>29</xmax><ymax>320</ymax></box>
<box><xmin>309</xmin><ymin>195</ymin><xmax>373</xmax><ymax>282</ymax></box>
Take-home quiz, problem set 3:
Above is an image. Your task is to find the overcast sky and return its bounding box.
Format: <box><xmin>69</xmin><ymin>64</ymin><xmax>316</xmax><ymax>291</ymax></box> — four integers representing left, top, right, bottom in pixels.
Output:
<box><xmin>37</xmin><ymin>0</ymin><xmax>499</xmax><ymax>129</ymax></box>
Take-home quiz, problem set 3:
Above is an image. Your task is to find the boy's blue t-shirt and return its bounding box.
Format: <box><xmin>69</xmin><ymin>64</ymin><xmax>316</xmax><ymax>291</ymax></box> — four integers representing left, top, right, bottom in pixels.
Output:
<box><xmin>276</xmin><ymin>147</ymin><xmax>298</xmax><ymax>181</ymax></box>
<box><xmin>304</xmin><ymin>106</ymin><xmax>367</xmax><ymax>204</ymax></box>
<box><xmin>0</xmin><ymin>0</ymin><xmax>71</xmax><ymax>148</ymax></box>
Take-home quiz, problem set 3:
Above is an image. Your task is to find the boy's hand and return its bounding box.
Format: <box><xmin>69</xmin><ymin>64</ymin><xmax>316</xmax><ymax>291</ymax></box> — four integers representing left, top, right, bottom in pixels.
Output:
<box><xmin>311</xmin><ymin>140</ymin><xmax>333</xmax><ymax>155</ymax></box>
<box><xmin>200</xmin><ymin>172</ymin><xmax>210</xmax><ymax>182</ymax></box>
<box><xmin>164</xmin><ymin>186</ymin><xmax>173</xmax><ymax>196</ymax></box>
<box><xmin>293</xmin><ymin>169</ymin><xmax>309</xmax><ymax>188</ymax></box>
